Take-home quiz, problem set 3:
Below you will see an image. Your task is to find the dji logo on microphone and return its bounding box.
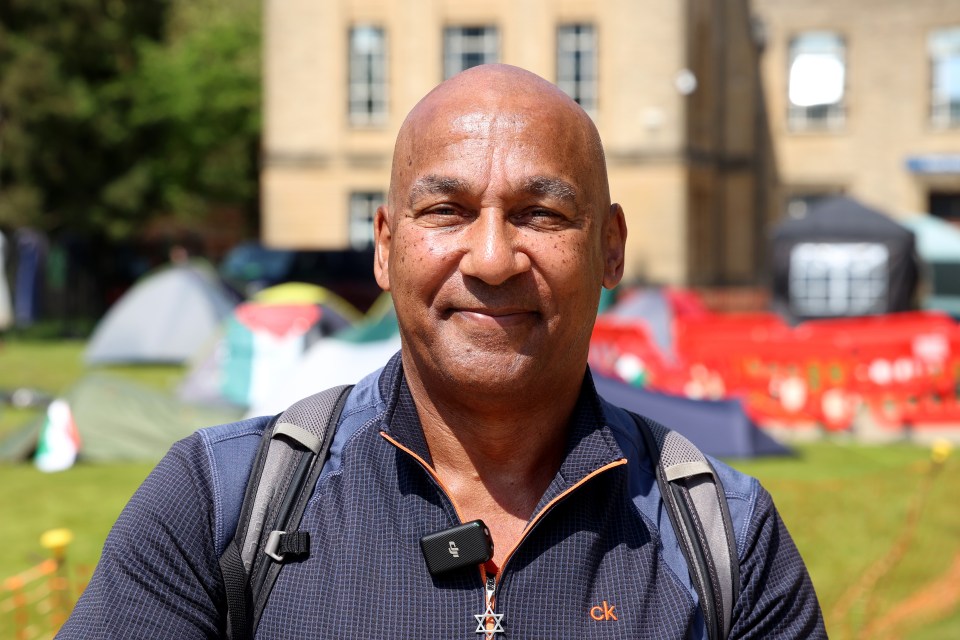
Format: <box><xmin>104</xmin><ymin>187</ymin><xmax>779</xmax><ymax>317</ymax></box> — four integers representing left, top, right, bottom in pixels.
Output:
<box><xmin>448</xmin><ymin>540</ymin><xmax>460</xmax><ymax>558</ymax></box>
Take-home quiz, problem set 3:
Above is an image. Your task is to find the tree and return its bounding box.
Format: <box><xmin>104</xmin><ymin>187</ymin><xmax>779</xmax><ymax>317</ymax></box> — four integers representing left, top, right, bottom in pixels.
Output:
<box><xmin>0</xmin><ymin>0</ymin><xmax>261</xmax><ymax>239</ymax></box>
<box><xmin>124</xmin><ymin>0</ymin><xmax>262</xmax><ymax>233</ymax></box>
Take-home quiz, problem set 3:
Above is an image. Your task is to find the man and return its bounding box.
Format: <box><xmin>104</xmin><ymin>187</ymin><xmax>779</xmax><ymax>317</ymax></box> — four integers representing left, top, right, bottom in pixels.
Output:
<box><xmin>60</xmin><ymin>64</ymin><xmax>825</xmax><ymax>638</ymax></box>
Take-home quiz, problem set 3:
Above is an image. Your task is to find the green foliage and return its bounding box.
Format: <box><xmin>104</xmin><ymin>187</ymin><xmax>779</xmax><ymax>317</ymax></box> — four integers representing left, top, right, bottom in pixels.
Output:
<box><xmin>124</xmin><ymin>0</ymin><xmax>261</xmax><ymax>226</ymax></box>
<box><xmin>0</xmin><ymin>0</ymin><xmax>261</xmax><ymax>238</ymax></box>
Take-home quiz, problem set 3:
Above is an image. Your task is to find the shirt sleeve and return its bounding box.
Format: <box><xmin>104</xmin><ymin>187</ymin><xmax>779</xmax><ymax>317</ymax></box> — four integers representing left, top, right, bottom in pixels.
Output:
<box><xmin>57</xmin><ymin>435</ymin><xmax>225</xmax><ymax>639</ymax></box>
<box><xmin>729</xmin><ymin>484</ymin><xmax>827</xmax><ymax>639</ymax></box>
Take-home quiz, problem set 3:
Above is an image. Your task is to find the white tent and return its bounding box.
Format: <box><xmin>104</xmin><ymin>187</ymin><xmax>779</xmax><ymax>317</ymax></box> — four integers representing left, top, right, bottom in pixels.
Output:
<box><xmin>244</xmin><ymin>335</ymin><xmax>401</xmax><ymax>417</ymax></box>
<box><xmin>85</xmin><ymin>261</ymin><xmax>238</xmax><ymax>364</ymax></box>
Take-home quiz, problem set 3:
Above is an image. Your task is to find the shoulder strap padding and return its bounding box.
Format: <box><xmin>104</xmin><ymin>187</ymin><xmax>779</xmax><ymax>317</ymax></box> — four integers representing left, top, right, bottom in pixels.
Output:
<box><xmin>633</xmin><ymin>413</ymin><xmax>740</xmax><ymax>640</ymax></box>
<box><xmin>220</xmin><ymin>384</ymin><xmax>353</xmax><ymax>640</ymax></box>
<box><xmin>239</xmin><ymin>385</ymin><xmax>353</xmax><ymax>571</ymax></box>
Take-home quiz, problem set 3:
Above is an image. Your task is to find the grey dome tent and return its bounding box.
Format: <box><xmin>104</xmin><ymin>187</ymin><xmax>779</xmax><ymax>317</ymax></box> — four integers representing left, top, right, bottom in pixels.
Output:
<box><xmin>770</xmin><ymin>197</ymin><xmax>919</xmax><ymax>323</ymax></box>
<box><xmin>85</xmin><ymin>261</ymin><xmax>239</xmax><ymax>365</ymax></box>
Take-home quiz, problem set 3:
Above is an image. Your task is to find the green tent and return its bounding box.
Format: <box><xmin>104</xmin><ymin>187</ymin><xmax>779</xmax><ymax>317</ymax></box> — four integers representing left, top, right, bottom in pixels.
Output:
<box><xmin>0</xmin><ymin>374</ymin><xmax>243</xmax><ymax>463</ymax></box>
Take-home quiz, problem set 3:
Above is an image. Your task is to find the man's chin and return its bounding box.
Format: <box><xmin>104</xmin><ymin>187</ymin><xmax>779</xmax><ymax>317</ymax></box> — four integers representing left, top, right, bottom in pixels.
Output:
<box><xmin>411</xmin><ymin>344</ymin><xmax>538</xmax><ymax>391</ymax></box>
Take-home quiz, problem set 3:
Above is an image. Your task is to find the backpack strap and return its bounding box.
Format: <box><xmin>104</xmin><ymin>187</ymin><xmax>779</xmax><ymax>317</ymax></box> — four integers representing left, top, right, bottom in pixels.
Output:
<box><xmin>219</xmin><ymin>384</ymin><xmax>354</xmax><ymax>640</ymax></box>
<box><xmin>630</xmin><ymin>412</ymin><xmax>740</xmax><ymax>640</ymax></box>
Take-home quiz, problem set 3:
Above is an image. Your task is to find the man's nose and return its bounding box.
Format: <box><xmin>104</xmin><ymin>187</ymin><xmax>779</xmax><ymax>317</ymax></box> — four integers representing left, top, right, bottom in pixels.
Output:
<box><xmin>458</xmin><ymin>211</ymin><xmax>531</xmax><ymax>285</ymax></box>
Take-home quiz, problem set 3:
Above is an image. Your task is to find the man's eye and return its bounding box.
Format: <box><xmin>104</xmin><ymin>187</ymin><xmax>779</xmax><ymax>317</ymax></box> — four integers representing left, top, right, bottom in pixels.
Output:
<box><xmin>424</xmin><ymin>206</ymin><xmax>462</xmax><ymax>219</ymax></box>
<box><xmin>416</xmin><ymin>206</ymin><xmax>467</xmax><ymax>226</ymax></box>
<box><xmin>519</xmin><ymin>208</ymin><xmax>564</xmax><ymax>224</ymax></box>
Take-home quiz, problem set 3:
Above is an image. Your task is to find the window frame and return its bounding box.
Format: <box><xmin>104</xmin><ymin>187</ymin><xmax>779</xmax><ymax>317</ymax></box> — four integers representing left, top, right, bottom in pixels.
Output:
<box><xmin>443</xmin><ymin>25</ymin><xmax>500</xmax><ymax>80</ymax></box>
<box><xmin>347</xmin><ymin>191</ymin><xmax>384</xmax><ymax>250</ymax></box>
<box><xmin>786</xmin><ymin>31</ymin><xmax>847</xmax><ymax>132</ymax></box>
<box><xmin>347</xmin><ymin>25</ymin><xmax>388</xmax><ymax>127</ymax></box>
<box><xmin>556</xmin><ymin>23</ymin><xmax>599</xmax><ymax>115</ymax></box>
<box><xmin>929</xmin><ymin>27</ymin><xmax>960</xmax><ymax>128</ymax></box>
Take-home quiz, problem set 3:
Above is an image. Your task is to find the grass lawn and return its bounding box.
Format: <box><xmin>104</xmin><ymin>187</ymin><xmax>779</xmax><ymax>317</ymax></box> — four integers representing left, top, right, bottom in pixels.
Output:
<box><xmin>731</xmin><ymin>441</ymin><xmax>960</xmax><ymax>639</ymax></box>
<box><xmin>1</xmin><ymin>339</ymin><xmax>959</xmax><ymax>638</ymax></box>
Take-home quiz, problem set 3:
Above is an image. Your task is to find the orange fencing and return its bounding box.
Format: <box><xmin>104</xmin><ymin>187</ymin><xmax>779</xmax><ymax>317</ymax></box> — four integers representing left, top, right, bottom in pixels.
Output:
<box><xmin>0</xmin><ymin>530</ymin><xmax>86</xmax><ymax>640</ymax></box>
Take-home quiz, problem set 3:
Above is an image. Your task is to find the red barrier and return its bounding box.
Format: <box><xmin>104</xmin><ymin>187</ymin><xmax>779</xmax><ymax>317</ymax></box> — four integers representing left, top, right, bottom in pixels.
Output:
<box><xmin>590</xmin><ymin>310</ymin><xmax>960</xmax><ymax>433</ymax></box>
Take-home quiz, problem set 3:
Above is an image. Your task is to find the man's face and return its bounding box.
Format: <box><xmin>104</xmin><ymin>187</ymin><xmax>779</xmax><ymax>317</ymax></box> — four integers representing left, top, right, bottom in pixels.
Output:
<box><xmin>375</xmin><ymin>99</ymin><xmax>624</xmax><ymax>396</ymax></box>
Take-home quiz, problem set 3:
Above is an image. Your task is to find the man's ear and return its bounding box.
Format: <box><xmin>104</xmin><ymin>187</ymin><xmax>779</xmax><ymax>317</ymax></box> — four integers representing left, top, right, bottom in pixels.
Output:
<box><xmin>602</xmin><ymin>203</ymin><xmax>627</xmax><ymax>289</ymax></box>
<box><xmin>373</xmin><ymin>205</ymin><xmax>392</xmax><ymax>291</ymax></box>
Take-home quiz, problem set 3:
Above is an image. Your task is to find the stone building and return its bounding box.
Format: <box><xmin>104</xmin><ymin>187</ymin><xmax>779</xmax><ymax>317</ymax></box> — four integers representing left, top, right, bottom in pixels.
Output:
<box><xmin>261</xmin><ymin>0</ymin><xmax>775</xmax><ymax>286</ymax></box>
<box><xmin>753</xmin><ymin>0</ymin><xmax>960</xmax><ymax>222</ymax></box>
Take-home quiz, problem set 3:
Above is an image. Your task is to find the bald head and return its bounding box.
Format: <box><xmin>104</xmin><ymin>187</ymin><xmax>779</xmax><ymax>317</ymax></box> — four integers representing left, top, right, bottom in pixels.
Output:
<box><xmin>387</xmin><ymin>64</ymin><xmax>609</xmax><ymax>216</ymax></box>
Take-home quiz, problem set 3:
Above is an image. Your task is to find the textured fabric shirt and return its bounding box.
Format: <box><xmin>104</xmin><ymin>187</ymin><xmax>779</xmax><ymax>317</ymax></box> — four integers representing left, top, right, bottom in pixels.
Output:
<box><xmin>59</xmin><ymin>353</ymin><xmax>826</xmax><ymax>639</ymax></box>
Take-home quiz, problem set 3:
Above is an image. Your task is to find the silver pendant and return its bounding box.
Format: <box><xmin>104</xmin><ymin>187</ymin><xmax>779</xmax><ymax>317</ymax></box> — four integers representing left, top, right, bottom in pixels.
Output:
<box><xmin>474</xmin><ymin>602</ymin><xmax>505</xmax><ymax>635</ymax></box>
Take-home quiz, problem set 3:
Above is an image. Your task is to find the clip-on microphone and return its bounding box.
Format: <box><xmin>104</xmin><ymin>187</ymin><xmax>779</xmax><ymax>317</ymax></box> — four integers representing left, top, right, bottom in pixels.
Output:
<box><xmin>420</xmin><ymin>520</ymin><xmax>494</xmax><ymax>575</ymax></box>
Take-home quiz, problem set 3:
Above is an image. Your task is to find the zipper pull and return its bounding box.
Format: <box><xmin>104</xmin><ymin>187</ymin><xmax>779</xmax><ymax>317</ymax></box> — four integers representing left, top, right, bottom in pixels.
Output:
<box><xmin>475</xmin><ymin>571</ymin><xmax>504</xmax><ymax>636</ymax></box>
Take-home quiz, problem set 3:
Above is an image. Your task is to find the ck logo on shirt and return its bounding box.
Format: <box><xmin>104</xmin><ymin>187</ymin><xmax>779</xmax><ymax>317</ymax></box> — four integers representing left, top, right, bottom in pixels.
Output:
<box><xmin>589</xmin><ymin>601</ymin><xmax>618</xmax><ymax>621</ymax></box>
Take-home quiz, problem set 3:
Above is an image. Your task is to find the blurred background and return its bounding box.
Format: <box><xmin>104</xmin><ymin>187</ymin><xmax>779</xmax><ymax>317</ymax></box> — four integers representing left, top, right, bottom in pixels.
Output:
<box><xmin>2</xmin><ymin>0</ymin><xmax>960</xmax><ymax>638</ymax></box>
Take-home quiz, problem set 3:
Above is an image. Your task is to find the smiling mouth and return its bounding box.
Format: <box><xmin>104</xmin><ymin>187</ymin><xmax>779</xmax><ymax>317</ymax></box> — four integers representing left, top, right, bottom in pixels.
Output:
<box><xmin>447</xmin><ymin>307</ymin><xmax>540</xmax><ymax>326</ymax></box>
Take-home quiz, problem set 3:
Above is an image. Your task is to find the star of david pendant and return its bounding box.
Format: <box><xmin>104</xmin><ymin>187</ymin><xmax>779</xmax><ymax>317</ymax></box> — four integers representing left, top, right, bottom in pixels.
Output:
<box><xmin>474</xmin><ymin>602</ymin><xmax>505</xmax><ymax>635</ymax></box>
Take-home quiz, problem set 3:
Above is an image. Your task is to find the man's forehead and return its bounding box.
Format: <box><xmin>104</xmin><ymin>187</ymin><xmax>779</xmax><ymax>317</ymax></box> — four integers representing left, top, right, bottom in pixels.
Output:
<box><xmin>406</xmin><ymin>173</ymin><xmax>579</xmax><ymax>207</ymax></box>
<box><xmin>443</xmin><ymin>111</ymin><xmax>528</xmax><ymax>137</ymax></box>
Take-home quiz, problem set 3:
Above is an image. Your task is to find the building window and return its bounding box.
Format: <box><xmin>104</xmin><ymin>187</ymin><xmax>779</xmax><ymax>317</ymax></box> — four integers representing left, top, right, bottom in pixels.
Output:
<box><xmin>789</xmin><ymin>243</ymin><xmax>889</xmax><ymax>317</ymax></box>
<box><xmin>348</xmin><ymin>192</ymin><xmax>384</xmax><ymax>250</ymax></box>
<box><xmin>348</xmin><ymin>26</ymin><xmax>387</xmax><ymax>126</ymax></box>
<box><xmin>787</xmin><ymin>32</ymin><xmax>846</xmax><ymax>131</ymax></box>
<box><xmin>930</xmin><ymin>28</ymin><xmax>960</xmax><ymax>128</ymax></box>
<box><xmin>444</xmin><ymin>26</ymin><xmax>498</xmax><ymax>79</ymax></box>
<box><xmin>557</xmin><ymin>24</ymin><xmax>598</xmax><ymax>113</ymax></box>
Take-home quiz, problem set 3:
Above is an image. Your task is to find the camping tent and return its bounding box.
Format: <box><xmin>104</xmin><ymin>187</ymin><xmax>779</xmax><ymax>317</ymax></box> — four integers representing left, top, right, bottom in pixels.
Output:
<box><xmin>0</xmin><ymin>374</ymin><xmax>243</xmax><ymax>463</ymax></box>
<box><xmin>898</xmin><ymin>214</ymin><xmax>960</xmax><ymax>317</ymax></box>
<box><xmin>177</xmin><ymin>292</ymin><xmax>356</xmax><ymax>409</ymax></box>
<box><xmin>241</xmin><ymin>292</ymin><xmax>401</xmax><ymax>416</ymax></box>
<box><xmin>244</xmin><ymin>335</ymin><xmax>401</xmax><ymax>418</ymax></box>
<box><xmin>252</xmin><ymin>282</ymin><xmax>362</xmax><ymax>321</ymax></box>
<box><xmin>592</xmin><ymin>373</ymin><xmax>789</xmax><ymax>458</ymax></box>
<box><xmin>85</xmin><ymin>261</ymin><xmax>239</xmax><ymax>364</ymax></box>
<box><xmin>770</xmin><ymin>197</ymin><xmax>919</xmax><ymax>322</ymax></box>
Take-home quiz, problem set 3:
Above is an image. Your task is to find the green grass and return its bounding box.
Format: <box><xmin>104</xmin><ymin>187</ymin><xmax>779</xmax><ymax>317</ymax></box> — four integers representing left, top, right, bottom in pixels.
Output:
<box><xmin>1</xmin><ymin>339</ymin><xmax>959</xmax><ymax>638</ymax></box>
<box><xmin>731</xmin><ymin>441</ymin><xmax>960</xmax><ymax>639</ymax></box>
<box><xmin>0</xmin><ymin>462</ymin><xmax>153</xmax><ymax>574</ymax></box>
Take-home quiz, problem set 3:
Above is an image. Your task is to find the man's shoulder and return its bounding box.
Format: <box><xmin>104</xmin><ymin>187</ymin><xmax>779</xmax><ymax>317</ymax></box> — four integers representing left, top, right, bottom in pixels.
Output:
<box><xmin>598</xmin><ymin>395</ymin><xmax>760</xmax><ymax>498</ymax></box>
<box><xmin>193</xmin><ymin>369</ymin><xmax>391</xmax><ymax>555</ymax></box>
<box><xmin>196</xmin><ymin>414</ymin><xmax>274</xmax><ymax>447</ymax></box>
<box><xmin>597</xmin><ymin>394</ymin><xmax>762</xmax><ymax>567</ymax></box>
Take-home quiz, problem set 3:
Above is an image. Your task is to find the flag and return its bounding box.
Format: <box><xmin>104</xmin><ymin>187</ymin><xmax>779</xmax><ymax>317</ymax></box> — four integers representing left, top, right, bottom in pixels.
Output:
<box><xmin>34</xmin><ymin>399</ymin><xmax>81</xmax><ymax>472</ymax></box>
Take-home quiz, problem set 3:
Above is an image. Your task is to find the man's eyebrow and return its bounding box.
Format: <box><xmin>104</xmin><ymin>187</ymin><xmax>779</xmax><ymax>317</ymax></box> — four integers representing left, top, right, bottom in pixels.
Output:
<box><xmin>406</xmin><ymin>174</ymin><xmax>578</xmax><ymax>206</ymax></box>
<box><xmin>408</xmin><ymin>175</ymin><xmax>471</xmax><ymax>206</ymax></box>
<box><xmin>521</xmin><ymin>176</ymin><xmax>577</xmax><ymax>204</ymax></box>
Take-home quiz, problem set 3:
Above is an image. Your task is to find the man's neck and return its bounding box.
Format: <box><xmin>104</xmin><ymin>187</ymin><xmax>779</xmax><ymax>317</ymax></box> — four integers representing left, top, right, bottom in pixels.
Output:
<box><xmin>401</xmin><ymin>358</ymin><xmax>584</xmax><ymax>564</ymax></box>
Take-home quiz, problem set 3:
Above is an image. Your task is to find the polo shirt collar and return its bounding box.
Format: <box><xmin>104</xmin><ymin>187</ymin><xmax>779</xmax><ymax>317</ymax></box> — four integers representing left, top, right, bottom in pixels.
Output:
<box><xmin>378</xmin><ymin>352</ymin><xmax>627</xmax><ymax>508</ymax></box>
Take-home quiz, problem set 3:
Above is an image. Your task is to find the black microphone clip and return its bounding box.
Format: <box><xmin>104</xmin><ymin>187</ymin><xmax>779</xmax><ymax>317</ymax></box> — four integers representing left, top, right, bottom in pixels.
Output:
<box><xmin>419</xmin><ymin>520</ymin><xmax>494</xmax><ymax>575</ymax></box>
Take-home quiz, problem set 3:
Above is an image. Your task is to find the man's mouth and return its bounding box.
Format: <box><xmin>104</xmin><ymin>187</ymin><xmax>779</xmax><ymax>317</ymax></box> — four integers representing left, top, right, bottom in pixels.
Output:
<box><xmin>447</xmin><ymin>306</ymin><xmax>540</xmax><ymax>327</ymax></box>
